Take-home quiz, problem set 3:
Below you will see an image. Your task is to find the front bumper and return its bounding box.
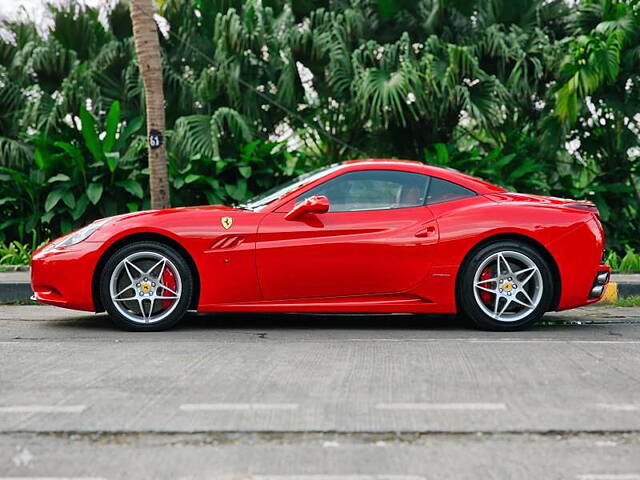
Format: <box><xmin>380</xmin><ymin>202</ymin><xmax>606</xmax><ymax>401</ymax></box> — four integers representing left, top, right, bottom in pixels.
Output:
<box><xmin>31</xmin><ymin>241</ymin><xmax>103</xmax><ymax>311</ymax></box>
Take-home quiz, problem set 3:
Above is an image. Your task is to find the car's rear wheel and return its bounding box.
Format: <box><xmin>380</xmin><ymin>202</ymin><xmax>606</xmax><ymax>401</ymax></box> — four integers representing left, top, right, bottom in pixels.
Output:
<box><xmin>458</xmin><ymin>241</ymin><xmax>554</xmax><ymax>331</ymax></box>
<box><xmin>99</xmin><ymin>241</ymin><xmax>193</xmax><ymax>331</ymax></box>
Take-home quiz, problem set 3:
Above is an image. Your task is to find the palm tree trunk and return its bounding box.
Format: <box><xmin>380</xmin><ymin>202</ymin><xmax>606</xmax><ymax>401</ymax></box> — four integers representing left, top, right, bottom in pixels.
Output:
<box><xmin>130</xmin><ymin>0</ymin><xmax>170</xmax><ymax>209</ymax></box>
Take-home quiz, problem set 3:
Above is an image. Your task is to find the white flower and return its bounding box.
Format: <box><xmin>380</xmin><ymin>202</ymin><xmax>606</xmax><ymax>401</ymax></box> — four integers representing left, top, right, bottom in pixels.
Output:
<box><xmin>153</xmin><ymin>14</ymin><xmax>170</xmax><ymax>39</ymax></box>
<box><xmin>296</xmin><ymin>61</ymin><xmax>319</xmax><ymax>105</ymax></box>
<box><xmin>565</xmin><ymin>138</ymin><xmax>581</xmax><ymax>154</ymax></box>
<box><xmin>261</xmin><ymin>45</ymin><xmax>270</xmax><ymax>61</ymax></box>
<box><xmin>51</xmin><ymin>90</ymin><xmax>63</xmax><ymax>105</ymax></box>
<box><xmin>21</xmin><ymin>86</ymin><xmax>43</xmax><ymax>102</ymax></box>
<box><xmin>0</xmin><ymin>26</ymin><xmax>17</xmax><ymax>46</ymax></box>
<box><xmin>625</xmin><ymin>78</ymin><xmax>633</xmax><ymax>92</ymax></box>
<box><xmin>279</xmin><ymin>49</ymin><xmax>290</xmax><ymax>65</ymax></box>
<box><xmin>297</xmin><ymin>18</ymin><xmax>310</xmax><ymax>33</ymax></box>
<box><xmin>406</xmin><ymin>92</ymin><xmax>416</xmax><ymax>105</ymax></box>
<box><xmin>182</xmin><ymin>65</ymin><xmax>195</xmax><ymax>81</ymax></box>
<box><xmin>62</xmin><ymin>114</ymin><xmax>75</xmax><ymax>129</ymax></box>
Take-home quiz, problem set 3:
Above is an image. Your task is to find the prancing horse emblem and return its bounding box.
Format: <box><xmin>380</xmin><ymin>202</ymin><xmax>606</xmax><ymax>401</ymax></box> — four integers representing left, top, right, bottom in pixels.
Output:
<box><xmin>221</xmin><ymin>216</ymin><xmax>233</xmax><ymax>229</ymax></box>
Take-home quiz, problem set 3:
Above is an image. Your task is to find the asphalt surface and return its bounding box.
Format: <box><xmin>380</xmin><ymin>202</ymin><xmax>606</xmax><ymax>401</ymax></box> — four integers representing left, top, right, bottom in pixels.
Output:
<box><xmin>1</xmin><ymin>305</ymin><xmax>640</xmax><ymax>479</ymax></box>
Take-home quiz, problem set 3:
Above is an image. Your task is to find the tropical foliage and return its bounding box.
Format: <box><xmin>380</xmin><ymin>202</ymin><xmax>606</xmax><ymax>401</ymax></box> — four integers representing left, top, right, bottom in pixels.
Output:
<box><xmin>0</xmin><ymin>235</ymin><xmax>47</xmax><ymax>266</ymax></box>
<box><xmin>0</xmin><ymin>0</ymin><xmax>639</xmax><ymax>253</ymax></box>
<box><xmin>606</xmin><ymin>248</ymin><xmax>640</xmax><ymax>273</ymax></box>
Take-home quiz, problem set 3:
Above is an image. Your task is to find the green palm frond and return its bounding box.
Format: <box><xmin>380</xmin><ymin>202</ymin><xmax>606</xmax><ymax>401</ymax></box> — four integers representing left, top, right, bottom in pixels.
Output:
<box><xmin>50</xmin><ymin>2</ymin><xmax>109</xmax><ymax>61</ymax></box>
<box><xmin>174</xmin><ymin>107</ymin><xmax>252</xmax><ymax>160</ymax></box>
<box><xmin>0</xmin><ymin>137</ymin><xmax>32</xmax><ymax>168</ymax></box>
<box><xmin>571</xmin><ymin>0</ymin><xmax>637</xmax><ymax>37</ymax></box>
<box><xmin>555</xmin><ymin>29</ymin><xmax>625</xmax><ymax>123</ymax></box>
<box><xmin>352</xmin><ymin>36</ymin><xmax>424</xmax><ymax>127</ymax></box>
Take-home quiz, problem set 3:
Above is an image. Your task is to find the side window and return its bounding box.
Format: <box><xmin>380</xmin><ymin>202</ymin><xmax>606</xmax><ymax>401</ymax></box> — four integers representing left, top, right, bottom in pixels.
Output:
<box><xmin>426</xmin><ymin>177</ymin><xmax>476</xmax><ymax>205</ymax></box>
<box><xmin>298</xmin><ymin>170</ymin><xmax>430</xmax><ymax>212</ymax></box>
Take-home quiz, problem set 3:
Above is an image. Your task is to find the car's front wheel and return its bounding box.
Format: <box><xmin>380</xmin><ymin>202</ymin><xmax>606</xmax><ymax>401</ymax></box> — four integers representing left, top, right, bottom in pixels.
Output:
<box><xmin>99</xmin><ymin>241</ymin><xmax>193</xmax><ymax>331</ymax></box>
<box><xmin>458</xmin><ymin>241</ymin><xmax>554</xmax><ymax>331</ymax></box>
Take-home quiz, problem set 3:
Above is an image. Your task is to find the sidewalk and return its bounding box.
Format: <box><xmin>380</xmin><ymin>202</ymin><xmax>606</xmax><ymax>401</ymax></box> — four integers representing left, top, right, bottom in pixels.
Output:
<box><xmin>2</xmin><ymin>269</ymin><xmax>639</xmax><ymax>303</ymax></box>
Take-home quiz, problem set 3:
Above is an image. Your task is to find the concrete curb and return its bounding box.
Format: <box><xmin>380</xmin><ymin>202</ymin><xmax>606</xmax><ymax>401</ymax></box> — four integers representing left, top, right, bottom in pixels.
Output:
<box><xmin>0</xmin><ymin>283</ymin><xmax>33</xmax><ymax>303</ymax></box>
<box><xmin>618</xmin><ymin>282</ymin><xmax>640</xmax><ymax>297</ymax></box>
<box><xmin>1</xmin><ymin>269</ymin><xmax>640</xmax><ymax>304</ymax></box>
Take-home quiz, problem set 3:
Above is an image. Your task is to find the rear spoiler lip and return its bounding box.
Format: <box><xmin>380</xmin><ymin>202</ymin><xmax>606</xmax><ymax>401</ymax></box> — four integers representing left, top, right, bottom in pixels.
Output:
<box><xmin>483</xmin><ymin>193</ymin><xmax>599</xmax><ymax>215</ymax></box>
<box><xmin>564</xmin><ymin>201</ymin><xmax>599</xmax><ymax>216</ymax></box>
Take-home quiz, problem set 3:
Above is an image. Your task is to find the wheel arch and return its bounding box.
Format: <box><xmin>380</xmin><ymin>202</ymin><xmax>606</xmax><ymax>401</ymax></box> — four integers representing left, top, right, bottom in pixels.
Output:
<box><xmin>455</xmin><ymin>232</ymin><xmax>561</xmax><ymax>311</ymax></box>
<box><xmin>92</xmin><ymin>232</ymin><xmax>201</xmax><ymax>312</ymax></box>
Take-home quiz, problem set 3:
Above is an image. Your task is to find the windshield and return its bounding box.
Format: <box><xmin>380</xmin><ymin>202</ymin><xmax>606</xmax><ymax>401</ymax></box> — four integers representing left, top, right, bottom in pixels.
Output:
<box><xmin>240</xmin><ymin>164</ymin><xmax>341</xmax><ymax>210</ymax></box>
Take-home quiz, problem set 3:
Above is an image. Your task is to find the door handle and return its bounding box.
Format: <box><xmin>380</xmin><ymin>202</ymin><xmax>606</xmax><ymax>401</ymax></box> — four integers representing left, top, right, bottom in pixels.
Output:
<box><xmin>415</xmin><ymin>225</ymin><xmax>437</xmax><ymax>238</ymax></box>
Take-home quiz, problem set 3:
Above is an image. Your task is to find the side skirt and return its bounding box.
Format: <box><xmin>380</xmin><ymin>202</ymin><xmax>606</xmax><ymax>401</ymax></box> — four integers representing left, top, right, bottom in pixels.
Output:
<box><xmin>197</xmin><ymin>294</ymin><xmax>455</xmax><ymax>314</ymax></box>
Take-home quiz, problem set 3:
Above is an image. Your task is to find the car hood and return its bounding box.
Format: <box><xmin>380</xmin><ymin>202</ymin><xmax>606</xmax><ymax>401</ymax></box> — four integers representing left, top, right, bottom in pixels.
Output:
<box><xmin>101</xmin><ymin>204</ymin><xmax>244</xmax><ymax>223</ymax></box>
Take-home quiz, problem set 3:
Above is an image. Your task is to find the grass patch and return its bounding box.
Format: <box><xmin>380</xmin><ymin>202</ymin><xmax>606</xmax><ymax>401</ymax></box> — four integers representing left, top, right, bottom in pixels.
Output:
<box><xmin>614</xmin><ymin>295</ymin><xmax>640</xmax><ymax>307</ymax></box>
<box><xmin>0</xmin><ymin>265</ymin><xmax>29</xmax><ymax>272</ymax></box>
<box><xmin>0</xmin><ymin>300</ymin><xmax>40</xmax><ymax>306</ymax></box>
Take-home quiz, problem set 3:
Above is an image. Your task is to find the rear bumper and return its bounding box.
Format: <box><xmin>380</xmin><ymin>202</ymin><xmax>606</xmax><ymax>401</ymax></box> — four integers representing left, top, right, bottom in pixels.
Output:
<box><xmin>587</xmin><ymin>267</ymin><xmax>611</xmax><ymax>300</ymax></box>
<box><xmin>30</xmin><ymin>241</ymin><xmax>103</xmax><ymax>311</ymax></box>
<box><xmin>547</xmin><ymin>217</ymin><xmax>609</xmax><ymax>310</ymax></box>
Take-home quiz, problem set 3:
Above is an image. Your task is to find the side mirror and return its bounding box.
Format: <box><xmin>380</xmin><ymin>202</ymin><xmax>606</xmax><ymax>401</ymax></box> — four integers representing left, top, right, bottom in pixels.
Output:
<box><xmin>285</xmin><ymin>195</ymin><xmax>330</xmax><ymax>221</ymax></box>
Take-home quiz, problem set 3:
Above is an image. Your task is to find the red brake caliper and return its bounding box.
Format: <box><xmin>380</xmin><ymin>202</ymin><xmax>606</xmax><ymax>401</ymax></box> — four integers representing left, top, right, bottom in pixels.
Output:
<box><xmin>161</xmin><ymin>268</ymin><xmax>177</xmax><ymax>310</ymax></box>
<box><xmin>479</xmin><ymin>267</ymin><xmax>493</xmax><ymax>305</ymax></box>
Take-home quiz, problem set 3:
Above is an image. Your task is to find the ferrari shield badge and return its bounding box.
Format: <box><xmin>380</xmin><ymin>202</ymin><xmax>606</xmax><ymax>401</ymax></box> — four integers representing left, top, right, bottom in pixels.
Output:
<box><xmin>221</xmin><ymin>216</ymin><xmax>233</xmax><ymax>229</ymax></box>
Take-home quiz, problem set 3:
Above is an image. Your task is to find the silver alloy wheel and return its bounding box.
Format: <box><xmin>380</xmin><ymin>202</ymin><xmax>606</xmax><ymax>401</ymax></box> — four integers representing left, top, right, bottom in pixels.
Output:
<box><xmin>472</xmin><ymin>250</ymin><xmax>543</xmax><ymax>322</ymax></box>
<box><xmin>109</xmin><ymin>251</ymin><xmax>182</xmax><ymax>324</ymax></box>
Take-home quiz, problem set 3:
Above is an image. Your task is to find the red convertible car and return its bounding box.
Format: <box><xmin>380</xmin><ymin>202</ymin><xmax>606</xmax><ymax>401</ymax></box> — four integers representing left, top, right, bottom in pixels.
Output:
<box><xmin>31</xmin><ymin>159</ymin><xmax>610</xmax><ymax>331</ymax></box>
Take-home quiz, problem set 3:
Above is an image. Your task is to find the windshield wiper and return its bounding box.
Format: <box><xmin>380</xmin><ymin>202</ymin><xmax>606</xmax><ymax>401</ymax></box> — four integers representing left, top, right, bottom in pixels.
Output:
<box><xmin>234</xmin><ymin>203</ymin><xmax>253</xmax><ymax>211</ymax></box>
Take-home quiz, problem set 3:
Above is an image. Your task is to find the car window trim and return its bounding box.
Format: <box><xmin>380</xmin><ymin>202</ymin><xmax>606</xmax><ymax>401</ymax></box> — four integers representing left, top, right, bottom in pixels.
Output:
<box><xmin>424</xmin><ymin>175</ymin><xmax>478</xmax><ymax>206</ymax></box>
<box><xmin>296</xmin><ymin>169</ymin><xmax>432</xmax><ymax>213</ymax></box>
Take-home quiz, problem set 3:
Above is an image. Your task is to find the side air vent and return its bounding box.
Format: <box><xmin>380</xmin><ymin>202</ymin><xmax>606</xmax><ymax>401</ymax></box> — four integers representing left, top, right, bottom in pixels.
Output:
<box><xmin>209</xmin><ymin>235</ymin><xmax>245</xmax><ymax>250</ymax></box>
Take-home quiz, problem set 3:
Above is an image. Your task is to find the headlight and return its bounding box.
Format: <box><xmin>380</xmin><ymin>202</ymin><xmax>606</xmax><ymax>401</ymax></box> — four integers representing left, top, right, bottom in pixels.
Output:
<box><xmin>53</xmin><ymin>219</ymin><xmax>109</xmax><ymax>248</ymax></box>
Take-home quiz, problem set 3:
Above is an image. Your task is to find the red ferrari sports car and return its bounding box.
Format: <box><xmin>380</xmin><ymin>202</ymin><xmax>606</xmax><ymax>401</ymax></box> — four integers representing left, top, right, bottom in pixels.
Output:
<box><xmin>31</xmin><ymin>159</ymin><xmax>610</xmax><ymax>331</ymax></box>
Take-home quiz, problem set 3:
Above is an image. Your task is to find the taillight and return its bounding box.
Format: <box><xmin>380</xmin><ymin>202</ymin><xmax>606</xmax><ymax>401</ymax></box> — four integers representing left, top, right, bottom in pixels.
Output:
<box><xmin>566</xmin><ymin>202</ymin><xmax>599</xmax><ymax>216</ymax></box>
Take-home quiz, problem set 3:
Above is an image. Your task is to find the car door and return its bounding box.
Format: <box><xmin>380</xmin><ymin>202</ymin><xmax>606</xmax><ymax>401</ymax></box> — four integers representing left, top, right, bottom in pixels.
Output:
<box><xmin>255</xmin><ymin>169</ymin><xmax>440</xmax><ymax>301</ymax></box>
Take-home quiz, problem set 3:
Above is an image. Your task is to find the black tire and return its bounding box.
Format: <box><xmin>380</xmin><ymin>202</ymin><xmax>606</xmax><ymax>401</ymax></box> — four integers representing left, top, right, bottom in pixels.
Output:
<box><xmin>457</xmin><ymin>240</ymin><xmax>554</xmax><ymax>331</ymax></box>
<box><xmin>99</xmin><ymin>241</ymin><xmax>193</xmax><ymax>331</ymax></box>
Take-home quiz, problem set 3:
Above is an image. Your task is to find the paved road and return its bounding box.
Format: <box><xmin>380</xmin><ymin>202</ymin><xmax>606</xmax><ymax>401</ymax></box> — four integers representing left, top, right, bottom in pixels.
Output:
<box><xmin>1</xmin><ymin>305</ymin><xmax>640</xmax><ymax>478</ymax></box>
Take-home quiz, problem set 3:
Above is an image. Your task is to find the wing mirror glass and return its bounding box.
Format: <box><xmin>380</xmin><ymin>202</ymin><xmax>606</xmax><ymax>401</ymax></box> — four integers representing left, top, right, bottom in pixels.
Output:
<box><xmin>285</xmin><ymin>195</ymin><xmax>330</xmax><ymax>220</ymax></box>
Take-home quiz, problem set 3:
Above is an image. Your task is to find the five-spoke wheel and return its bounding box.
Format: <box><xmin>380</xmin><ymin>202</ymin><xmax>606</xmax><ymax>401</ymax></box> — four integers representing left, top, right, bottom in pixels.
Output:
<box><xmin>458</xmin><ymin>241</ymin><xmax>554</xmax><ymax>330</ymax></box>
<box><xmin>473</xmin><ymin>251</ymin><xmax>543</xmax><ymax>322</ymax></box>
<box><xmin>100</xmin><ymin>241</ymin><xmax>193</xmax><ymax>331</ymax></box>
<box><xmin>110</xmin><ymin>251</ymin><xmax>182</xmax><ymax>324</ymax></box>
